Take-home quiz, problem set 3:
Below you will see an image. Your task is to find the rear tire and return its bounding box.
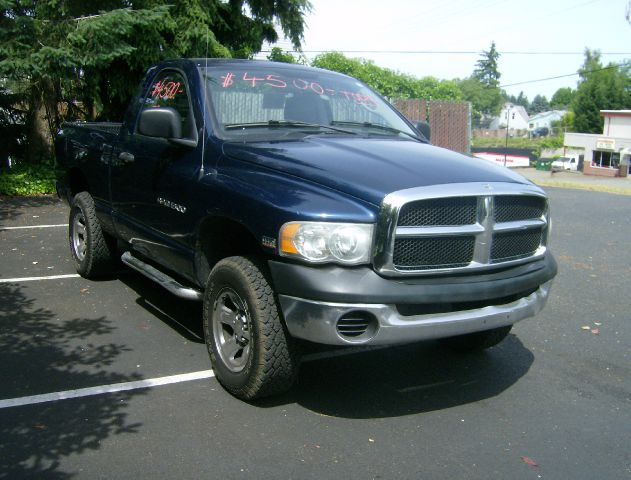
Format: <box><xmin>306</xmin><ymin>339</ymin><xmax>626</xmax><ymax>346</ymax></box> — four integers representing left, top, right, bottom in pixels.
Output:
<box><xmin>440</xmin><ymin>325</ymin><xmax>512</xmax><ymax>352</ymax></box>
<box><xmin>69</xmin><ymin>192</ymin><xmax>116</xmax><ymax>278</ymax></box>
<box><xmin>203</xmin><ymin>256</ymin><xmax>299</xmax><ymax>400</ymax></box>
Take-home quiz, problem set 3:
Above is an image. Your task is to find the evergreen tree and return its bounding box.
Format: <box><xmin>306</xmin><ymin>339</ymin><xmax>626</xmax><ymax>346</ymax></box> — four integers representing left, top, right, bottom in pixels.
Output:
<box><xmin>515</xmin><ymin>91</ymin><xmax>529</xmax><ymax>110</ymax></box>
<box><xmin>507</xmin><ymin>91</ymin><xmax>529</xmax><ymax>111</ymax></box>
<box><xmin>0</xmin><ymin>0</ymin><xmax>311</xmax><ymax>163</ymax></box>
<box><xmin>473</xmin><ymin>41</ymin><xmax>501</xmax><ymax>88</ymax></box>
<box><xmin>458</xmin><ymin>42</ymin><xmax>503</xmax><ymax>126</ymax></box>
<box><xmin>529</xmin><ymin>95</ymin><xmax>550</xmax><ymax>114</ymax></box>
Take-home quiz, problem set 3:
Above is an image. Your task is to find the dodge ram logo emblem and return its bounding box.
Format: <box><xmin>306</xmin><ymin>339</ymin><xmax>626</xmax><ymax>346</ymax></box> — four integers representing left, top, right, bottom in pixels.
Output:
<box><xmin>157</xmin><ymin>197</ymin><xmax>187</xmax><ymax>213</ymax></box>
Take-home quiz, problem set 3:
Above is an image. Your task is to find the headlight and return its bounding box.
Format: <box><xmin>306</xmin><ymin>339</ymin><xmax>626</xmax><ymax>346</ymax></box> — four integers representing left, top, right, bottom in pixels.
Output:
<box><xmin>279</xmin><ymin>222</ymin><xmax>374</xmax><ymax>265</ymax></box>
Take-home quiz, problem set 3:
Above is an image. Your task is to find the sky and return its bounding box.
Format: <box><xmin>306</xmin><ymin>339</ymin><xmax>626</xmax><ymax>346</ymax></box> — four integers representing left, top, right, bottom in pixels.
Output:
<box><xmin>266</xmin><ymin>0</ymin><xmax>631</xmax><ymax>102</ymax></box>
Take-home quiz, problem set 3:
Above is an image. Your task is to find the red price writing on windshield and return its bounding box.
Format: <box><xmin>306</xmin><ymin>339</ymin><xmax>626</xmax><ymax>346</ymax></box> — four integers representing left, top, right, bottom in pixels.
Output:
<box><xmin>218</xmin><ymin>72</ymin><xmax>377</xmax><ymax>108</ymax></box>
<box><xmin>241</xmin><ymin>73</ymin><xmax>288</xmax><ymax>88</ymax></box>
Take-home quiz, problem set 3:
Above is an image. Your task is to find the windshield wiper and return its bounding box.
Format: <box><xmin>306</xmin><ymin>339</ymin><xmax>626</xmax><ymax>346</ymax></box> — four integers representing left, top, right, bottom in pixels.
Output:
<box><xmin>224</xmin><ymin>120</ymin><xmax>358</xmax><ymax>135</ymax></box>
<box><xmin>330</xmin><ymin>121</ymin><xmax>421</xmax><ymax>140</ymax></box>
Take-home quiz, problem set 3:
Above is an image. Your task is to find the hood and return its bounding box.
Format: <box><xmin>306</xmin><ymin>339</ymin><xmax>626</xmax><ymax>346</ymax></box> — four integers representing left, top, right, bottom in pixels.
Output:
<box><xmin>222</xmin><ymin>137</ymin><xmax>531</xmax><ymax>206</ymax></box>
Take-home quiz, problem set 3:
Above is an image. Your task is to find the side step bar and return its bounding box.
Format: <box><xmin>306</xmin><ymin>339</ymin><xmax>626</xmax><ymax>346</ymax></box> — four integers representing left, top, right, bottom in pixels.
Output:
<box><xmin>121</xmin><ymin>251</ymin><xmax>203</xmax><ymax>301</ymax></box>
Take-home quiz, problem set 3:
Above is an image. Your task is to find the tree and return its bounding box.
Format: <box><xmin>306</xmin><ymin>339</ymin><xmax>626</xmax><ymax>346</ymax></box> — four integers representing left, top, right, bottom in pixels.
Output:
<box><xmin>267</xmin><ymin>47</ymin><xmax>301</xmax><ymax>64</ymax></box>
<box><xmin>571</xmin><ymin>49</ymin><xmax>631</xmax><ymax>133</ymax></box>
<box><xmin>473</xmin><ymin>41</ymin><xmax>501</xmax><ymax>88</ymax></box>
<box><xmin>457</xmin><ymin>43</ymin><xmax>504</xmax><ymax>127</ymax></box>
<box><xmin>0</xmin><ymin>82</ymin><xmax>27</xmax><ymax>167</ymax></box>
<box><xmin>507</xmin><ymin>91</ymin><xmax>529</xmax><ymax>110</ymax></box>
<box><xmin>0</xmin><ymin>0</ymin><xmax>312</xmax><ymax>163</ymax></box>
<box><xmin>550</xmin><ymin>87</ymin><xmax>574</xmax><ymax>109</ymax></box>
<box><xmin>457</xmin><ymin>76</ymin><xmax>503</xmax><ymax>126</ymax></box>
<box><xmin>529</xmin><ymin>94</ymin><xmax>550</xmax><ymax>114</ymax></box>
<box><xmin>551</xmin><ymin>111</ymin><xmax>575</xmax><ymax>133</ymax></box>
<box><xmin>312</xmin><ymin>52</ymin><xmax>461</xmax><ymax>101</ymax></box>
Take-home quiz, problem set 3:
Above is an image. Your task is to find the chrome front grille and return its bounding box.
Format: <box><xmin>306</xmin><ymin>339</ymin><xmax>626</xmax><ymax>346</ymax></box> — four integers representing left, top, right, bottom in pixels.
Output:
<box><xmin>494</xmin><ymin>195</ymin><xmax>546</xmax><ymax>222</ymax></box>
<box><xmin>393</xmin><ymin>236</ymin><xmax>475</xmax><ymax>270</ymax></box>
<box><xmin>373</xmin><ymin>183</ymin><xmax>549</xmax><ymax>276</ymax></box>
<box><xmin>398</xmin><ymin>197</ymin><xmax>477</xmax><ymax>226</ymax></box>
<box><xmin>491</xmin><ymin>229</ymin><xmax>543</xmax><ymax>263</ymax></box>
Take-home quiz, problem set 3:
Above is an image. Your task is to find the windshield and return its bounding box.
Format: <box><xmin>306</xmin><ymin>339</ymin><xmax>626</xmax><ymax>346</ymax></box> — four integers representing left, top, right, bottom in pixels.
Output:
<box><xmin>201</xmin><ymin>65</ymin><xmax>420</xmax><ymax>141</ymax></box>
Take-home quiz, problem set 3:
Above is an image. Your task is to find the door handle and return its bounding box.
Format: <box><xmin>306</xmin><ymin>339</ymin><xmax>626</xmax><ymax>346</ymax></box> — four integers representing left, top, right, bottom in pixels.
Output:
<box><xmin>118</xmin><ymin>151</ymin><xmax>135</xmax><ymax>164</ymax></box>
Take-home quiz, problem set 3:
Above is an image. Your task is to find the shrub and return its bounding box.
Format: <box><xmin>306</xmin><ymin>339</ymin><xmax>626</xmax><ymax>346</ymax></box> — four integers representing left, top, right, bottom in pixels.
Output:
<box><xmin>0</xmin><ymin>163</ymin><xmax>57</xmax><ymax>196</ymax></box>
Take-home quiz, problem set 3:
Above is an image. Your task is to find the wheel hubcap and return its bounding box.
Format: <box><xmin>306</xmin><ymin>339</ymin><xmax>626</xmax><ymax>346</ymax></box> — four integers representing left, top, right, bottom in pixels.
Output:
<box><xmin>72</xmin><ymin>211</ymin><xmax>87</xmax><ymax>261</ymax></box>
<box><xmin>212</xmin><ymin>287</ymin><xmax>251</xmax><ymax>373</ymax></box>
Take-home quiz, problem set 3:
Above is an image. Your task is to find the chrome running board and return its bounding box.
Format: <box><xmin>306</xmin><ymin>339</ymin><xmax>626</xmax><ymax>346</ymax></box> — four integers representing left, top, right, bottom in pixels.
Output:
<box><xmin>121</xmin><ymin>251</ymin><xmax>203</xmax><ymax>301</ymax></box>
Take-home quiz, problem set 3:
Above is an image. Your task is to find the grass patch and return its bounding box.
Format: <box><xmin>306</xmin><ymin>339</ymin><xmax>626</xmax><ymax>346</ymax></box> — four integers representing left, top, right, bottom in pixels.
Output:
<box><xmin>531</xmin><ymin>180</ymin><xmax>631</xmax><ymax>196</ymax></box>
<box><xmin>0</xmin><ymin>163</ymin><xmax>57</xmax><ymax>196</ymax></box>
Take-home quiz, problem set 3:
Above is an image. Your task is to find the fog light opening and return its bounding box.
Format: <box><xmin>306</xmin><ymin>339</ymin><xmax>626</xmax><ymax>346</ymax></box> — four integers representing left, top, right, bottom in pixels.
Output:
<box><xmin>336</xmin><ymin>311</ymin><xmax>378</xmax><ymax>341</ymax></box>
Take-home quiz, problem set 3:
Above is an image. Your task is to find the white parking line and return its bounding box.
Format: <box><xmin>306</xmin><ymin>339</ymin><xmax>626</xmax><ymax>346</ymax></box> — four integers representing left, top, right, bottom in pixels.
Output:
<box><xmin>0</xmin><ymin>224</ymin><xmax>68</xmax><ymax>231</ymax></box>
<box><xmin>0</xmin><ymin>346</ymin><xmax>389</xmax><ymax>409</ymax></box>
<box><xmin>0</xmin><ymin>274</ymin><xmax>81</xmax><ymax>283</ymax></box>
<box><xmin>0</xmin><ymin>370</ymin><xmax>216</xmax><ymax>409</ymax></box>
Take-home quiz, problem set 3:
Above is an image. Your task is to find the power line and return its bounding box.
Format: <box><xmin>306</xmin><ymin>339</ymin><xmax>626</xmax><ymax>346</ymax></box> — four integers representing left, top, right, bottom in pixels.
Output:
<box><xmin>261</xmin><ymin>49</ymin><xmax>631</xmax><ymax>56</ymax></box>
<box><xmin>500</xmin><ymin>62</ymin><xmax>630</xmax><ymax>88</ymax></box>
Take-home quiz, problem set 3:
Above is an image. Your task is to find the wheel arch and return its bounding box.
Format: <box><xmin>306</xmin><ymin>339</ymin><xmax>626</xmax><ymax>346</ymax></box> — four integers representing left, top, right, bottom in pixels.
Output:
<box><xmin>67</xmin><ymin>167</ymin><xmax>90</xmax><ymax>199</ymax></box>
<box><xmin>194</xmin><ymin>216</ymin><xmax>266</xmax><ymax>286</ymax></box>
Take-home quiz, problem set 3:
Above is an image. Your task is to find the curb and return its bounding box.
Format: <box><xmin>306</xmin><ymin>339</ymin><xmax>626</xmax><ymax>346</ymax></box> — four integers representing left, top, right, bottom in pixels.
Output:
<box><xmin>530</xmin><ymin>180</ymin><xmax>631</xmax><ymax>196</ymax></box>
<box><xmin>515</xmin><ymin>169</ymin><xmax>631</xmax><ymax>196</ymax></box>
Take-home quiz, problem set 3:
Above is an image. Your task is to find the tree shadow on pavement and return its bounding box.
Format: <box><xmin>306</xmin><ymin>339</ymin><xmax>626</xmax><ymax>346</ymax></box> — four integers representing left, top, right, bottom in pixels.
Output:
<box><xmin>0</xmin><ymin>195</ymin><xmax>63</xmax><ymax>225</ymax></box>
<box><xmin>0</xmin><ymin>283</ymin><xmax>147</xmax><ymax>479</ymax></box>
<box><xmin>258</xmin><ymin>334</ymin><xmax>534</xmax><ymax>419</ymax></box>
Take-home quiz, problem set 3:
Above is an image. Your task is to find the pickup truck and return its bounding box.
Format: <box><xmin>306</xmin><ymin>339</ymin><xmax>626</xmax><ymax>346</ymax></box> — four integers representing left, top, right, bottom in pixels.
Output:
<box><xmin>551</xmin><ymin>155</ymin><xmax>579</xmax><ymax>171</ymax></box>
<box><xmin>56</xmin><ymin>58</ymin><xmax>557</xmax><ymax>400</ymax></box>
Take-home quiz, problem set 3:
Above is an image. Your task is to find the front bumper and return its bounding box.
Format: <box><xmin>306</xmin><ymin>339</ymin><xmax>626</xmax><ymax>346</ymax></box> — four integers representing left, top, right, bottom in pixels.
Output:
<box><xmin>279</xmin><ymin>281</ymin><xmax>552</xmax><ymax>345</ymax></box>
<box><xmin>269</xmin><ymin>254</ymin><xmax>556</xmax><ymax>346</ymax></box>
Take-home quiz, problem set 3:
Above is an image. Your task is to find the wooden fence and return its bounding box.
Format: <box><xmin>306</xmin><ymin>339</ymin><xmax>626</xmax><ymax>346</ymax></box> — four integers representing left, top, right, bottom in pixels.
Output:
<box><xmin>393</xmin><ymin>99</ymin><xmax>471</xmax><ymax>153</ymax></box>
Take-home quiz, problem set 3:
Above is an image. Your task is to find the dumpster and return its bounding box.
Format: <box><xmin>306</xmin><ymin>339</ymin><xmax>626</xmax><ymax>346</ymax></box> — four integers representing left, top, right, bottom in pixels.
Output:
<box><xmin>536</xmin><ymin>158</ymin><xmax>553</xmax><ymax>171</ymax></box>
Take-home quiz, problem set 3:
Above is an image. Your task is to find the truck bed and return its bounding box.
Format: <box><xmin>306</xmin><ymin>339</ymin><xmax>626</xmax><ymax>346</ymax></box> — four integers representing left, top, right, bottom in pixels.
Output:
<box><xmin>63</xmin><ymin>121</ymin><xmax>122</xmax><ymax>136</ymax></box>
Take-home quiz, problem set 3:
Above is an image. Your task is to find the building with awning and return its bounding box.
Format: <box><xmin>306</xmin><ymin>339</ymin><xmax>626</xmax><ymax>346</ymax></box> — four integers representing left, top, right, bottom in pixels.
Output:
<box><xmin>564</xmin><ymin>110</ymin><xmax>631</xmax><ymax>177</ymax></box>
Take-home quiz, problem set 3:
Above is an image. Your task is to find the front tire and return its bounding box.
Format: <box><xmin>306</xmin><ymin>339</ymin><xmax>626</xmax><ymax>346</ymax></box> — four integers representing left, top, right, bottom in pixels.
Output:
<box><xmin>440</xmin><ymin>325</ymin><xmax>512</xmax><ymax>352</ymax></box>
<box><xmin>203</xmin><ymin>256</ymin><xmax>299</xmax><ymax>400</ymax></box>
<box><xmin>69</xmin><ymin>192</ymin><xmax>116</xmax><ymax>278</ymax></box>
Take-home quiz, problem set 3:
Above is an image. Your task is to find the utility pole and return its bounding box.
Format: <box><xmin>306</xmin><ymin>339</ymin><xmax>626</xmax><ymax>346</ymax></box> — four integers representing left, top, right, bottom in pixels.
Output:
<box><xmin>503</xmin><ymin>105</ymin><xmax>513</xmax><ymax>167</ymax></box>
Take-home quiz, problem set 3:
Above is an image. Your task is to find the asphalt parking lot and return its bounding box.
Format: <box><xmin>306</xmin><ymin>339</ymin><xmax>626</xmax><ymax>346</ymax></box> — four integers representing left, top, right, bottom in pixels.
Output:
<box><xmin>1</xmin><ymin>189</ymin><xmax>630</xmax><ymax>480</ymax></box>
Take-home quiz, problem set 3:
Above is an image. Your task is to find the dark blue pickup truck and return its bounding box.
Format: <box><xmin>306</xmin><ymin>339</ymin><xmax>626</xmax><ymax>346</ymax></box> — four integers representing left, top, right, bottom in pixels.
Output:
<box><xmin>56</xmin><ymin>58</ymin><xmax>556</xmax><ymax>400</ymax></box>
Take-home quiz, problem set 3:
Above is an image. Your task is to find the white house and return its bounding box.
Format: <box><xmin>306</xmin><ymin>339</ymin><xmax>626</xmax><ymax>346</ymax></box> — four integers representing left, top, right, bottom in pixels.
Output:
<box><xmin>528</xmin><ymin>110</ymin><xmax>567</xmax><ymax>132</ymax></box>
<box><xmin>490</xmin><ymin>103</ymin><xmax>529</xmax><ymax>131</ymax></box>
<box><xmin>564</xmin><ymin>110</ymin><xmax>631</xmax><ymax>177</ymax></box>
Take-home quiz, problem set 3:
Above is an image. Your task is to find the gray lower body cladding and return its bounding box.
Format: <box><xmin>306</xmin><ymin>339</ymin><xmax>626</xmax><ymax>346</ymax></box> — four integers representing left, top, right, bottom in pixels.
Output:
<box><xmin>268</xmin><ymin>255</ymin><xmax>556</xmax><ymax>345</ymax></box>
<box><xmin>278</xmin><ymin>281</ymin><xmax>551</xmax><ymax>345</ymax></box>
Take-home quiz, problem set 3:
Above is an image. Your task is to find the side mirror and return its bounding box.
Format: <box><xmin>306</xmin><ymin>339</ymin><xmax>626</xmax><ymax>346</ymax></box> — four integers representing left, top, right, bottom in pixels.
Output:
<box><xmin>139</xmin><ymin>107</ymin><xmax>182</xmax><ymax>138</ymax></box>
<box><xmin>415</xmin><ymin>121</ymin><xmax>431</xmax><ymax>141</ymax></box>
<box><xmin>138</xmin><ymin>108</ymin><xmax>198</xmax><ymax>148</ymax></box>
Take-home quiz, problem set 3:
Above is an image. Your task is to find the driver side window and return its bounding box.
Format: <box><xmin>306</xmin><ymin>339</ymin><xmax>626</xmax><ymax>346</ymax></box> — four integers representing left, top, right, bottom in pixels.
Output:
<box><xmin>143</xmin><ymin>70</ymin><xmax>194</xmax><ymax>138</ymax></box>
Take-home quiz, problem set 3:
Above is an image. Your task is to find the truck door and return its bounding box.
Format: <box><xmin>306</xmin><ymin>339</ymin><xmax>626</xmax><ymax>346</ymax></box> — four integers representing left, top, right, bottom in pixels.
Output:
<box><xmin>110</xmin><ymin>68</ymin><xmax>201</xmax><ymax>279</ymax></box>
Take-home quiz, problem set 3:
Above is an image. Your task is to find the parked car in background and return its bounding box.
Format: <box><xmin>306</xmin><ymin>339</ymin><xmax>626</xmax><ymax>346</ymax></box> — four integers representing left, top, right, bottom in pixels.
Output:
<box><xmin>531</xmin><ymin>127</ymin><xmax>549</xmax><ymax>138</ymax></box>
